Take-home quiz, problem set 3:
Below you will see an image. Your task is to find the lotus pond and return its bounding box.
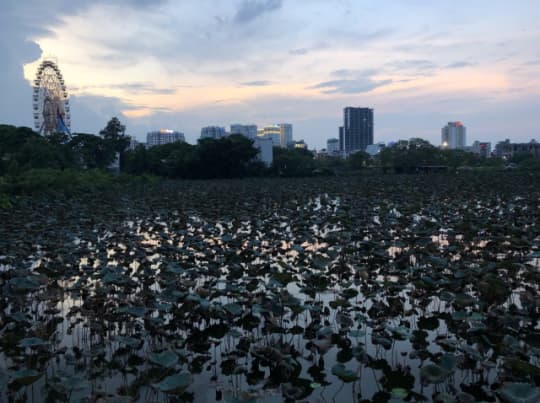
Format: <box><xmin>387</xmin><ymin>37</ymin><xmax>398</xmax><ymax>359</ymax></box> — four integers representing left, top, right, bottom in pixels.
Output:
<box><xmin>1</xmin><ymin>172</ymin><xmax>540</xmax><ymax>403</ymax></box>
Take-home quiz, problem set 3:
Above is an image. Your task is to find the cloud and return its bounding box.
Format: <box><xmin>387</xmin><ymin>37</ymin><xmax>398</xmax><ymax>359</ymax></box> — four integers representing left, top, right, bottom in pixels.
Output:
<box><xmin>383</xmin><ymin>59</ymin><xmax>438</xmax><ymax>77</ymax></box>
<box><xmin>234</xmin><ymin>0</ymin><xmax>282</xmax><ymax>24</ymax></box>
<box><xmin>68</xmin><ymin>94</ymin><xmax>132</xmax><ymax>134</ymax></box>
<box><xmin>310</xmin><ymin>67</ymin><xmax>392</xmax><ymax>95</ymax></box>
<box><xmin>326</xmin><ymin>27</ymin><xmax>392</xmax><ymax>43</ymax></box>
<box><xmin>105</xmin><ymin>82</ymin><xmax>177</xmax><ymax>95</ymax></box>
<box><xmin>330</xmin><ymin>69</ymin><xmax>379</xmax><ymax>78</ymax></box>
<box><xmin>446</xmin><ymin>61</ymin><xmax>473</xmax><ymax>68</ymax></box>
<box><xmin>233</xmin><ymin>0</ymin><xmax>282</xmax><ymax>23</ymax></box>
<box><xmin>389</xmin><ymin>59</ymin><xmax>436</xmax><ymax>70</ymax></box>
<box><xmin>289</xmin><ymin>48</ymin><xmax>309</xmax><ymax>55</ymax></box>
<box><xmin>3</xmin><ymin>0</ymin><xmax>540</xmax><ymax>149</ymax></box>
<box><xmin>240</xmin><ymin>80</ymin><xmax>272</xmax><ymax>86</ymax></box>
<box><xmin>310</xmin><ymin>78</ymin><xmax>392</xmax><ymax>94</ymax></box>
<box><xmin>288</xmin><ymin>42</ymin><xmax>329</xmax><ymax>56</ymax></box>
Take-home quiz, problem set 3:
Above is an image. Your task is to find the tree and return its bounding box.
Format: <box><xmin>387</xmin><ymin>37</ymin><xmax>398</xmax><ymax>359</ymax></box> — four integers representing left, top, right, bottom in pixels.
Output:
<box><xmin>69</xmin><ymin>133</ymin><xmax>116</xmax><ymax>169</ymax></box>
<box><xmin>46</xmin><ymin>131</ymin><xmax>70</xmax><ymax>145</ymax></box>
<box><xmin>0</xmin><ymin>125</ymin><xmax>74</xmax><ymax>173</ymax></box>
<box><xmin>271</xmin><ymin>147</ymin><xmax>316</xmax><ymax>177</ymax></box>
<box><xmin>196</xmin><ymin>135</ymin><xmax>258</xmax><ymax>178</ymax></box>
<box><xmin>348</xmin><ymin>151</ymin><xmax>369</xmax><ymax>170</ymax></box>
<box><xmin>100</xmin><ymin>117</ymin><xmax>129</xmax><ymax>154</ymax></box>
<box><xmin>123</xmin><ymin>135</ymin><xmax>259</xmax><ymax>179</ymax></box>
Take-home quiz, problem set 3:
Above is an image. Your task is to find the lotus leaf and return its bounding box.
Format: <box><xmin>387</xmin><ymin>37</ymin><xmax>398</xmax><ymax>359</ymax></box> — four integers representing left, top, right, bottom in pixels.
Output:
<box><xmin>18</xmin><ymin>337</ymin><xmax>48</xmax><ymax>348</ymax></box>
<box><xmin>114</xmin><ymin>335</ymin><xmax>142</xmax><ymax>348</ymax></box>
<box><xmin>223</xmin><ymin>303</ymin><xmax>243</xmax><ymax>316</ymax></box>
<box><xmin>12</xmin><ymin>369</ymin><xmax>43</xmax><ymax>385</ymax></box>
<box><xmin>331</xmin><ymin>364</ymin><xmax>358</xmax><ymax>382</ymax></box>
<box><xmin>391</xmin><ymin>388</ymin><xmax>409</xmax><ymax>398</ymax></box>
<box><xmin>125</xmin><ymin>306</ymin><xmax>147</xmax><ymax>317</ymax></box>
<box><xmin>420</xmin><ymin>364</ymin><xmax>448</xmax><ymax>384</ymax></box>
<box><xmin>0</xmin><ymin>370</ymin><xmax>7</xmax><ymax>390</ymax></box>
<box><xmin>63</xmin><ymin>375</ymin><xmax>91</xmax><ymax>391</ymax></box>
<box><xmin>8</xmin><ymin>276</ymin><xmax>40</xmax><ymax>292</ymax></box>
<box><xmin>439</xmin><ymin>353</ymin><xmax>457</xmax><ymax>373</ymax></box>
<box><xmin>153</xmin><ymin>372</ymin><xmax>192</xmax><ymax>393</ymax></box>
<box><xmin>149</xmin><ymin>351</ymin><xmax>179</xmax><ymax>368</ymax></box>
<box><xmin>498</xmin><ymin>383</ymin><xmax>540</xmax><ymax>403</ymax></box>
<box><xmin>349</xmin><ymin>329</ymin><xmax>366</xmax><ymax>338</ymax></box>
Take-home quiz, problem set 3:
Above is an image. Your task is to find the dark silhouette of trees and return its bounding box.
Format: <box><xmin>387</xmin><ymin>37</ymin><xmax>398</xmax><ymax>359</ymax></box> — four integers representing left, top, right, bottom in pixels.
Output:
<box><xmin>271</xmin><ymin>147</ymin><xmax>317</xmax><ymax>177</ymax></box>
<box><xmin>100</xmin><ymin>117</ymin><xmax>130</xmax><ymax>154</ymax></box>
<box><xmin>0</xmin><ymin>125</ymin><xmax>74</xmax><ymax>173</ymax></box>
<box><xmin>69</xmin><ymin>133</ymin><xmax>116</xmax><ymax>169</ymax></box>
<box><xmin>123</xmin><ymin>134</ymin><xmax>259</xmax><ymax>179</ymax></box>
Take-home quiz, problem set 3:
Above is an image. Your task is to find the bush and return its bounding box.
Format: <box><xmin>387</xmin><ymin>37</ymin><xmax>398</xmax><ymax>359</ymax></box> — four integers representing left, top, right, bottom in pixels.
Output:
<box><xmin>0</xmin><ymin>192</ymin><xmax>11</xmax><ymax>209</ymax></box>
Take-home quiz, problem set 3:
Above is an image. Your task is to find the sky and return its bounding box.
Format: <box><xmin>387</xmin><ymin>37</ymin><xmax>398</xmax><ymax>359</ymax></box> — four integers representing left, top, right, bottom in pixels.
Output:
<box><xmin>1</xmin><ymin>0</ymin><xmax>540</xmax><ymax>148</ymax></box>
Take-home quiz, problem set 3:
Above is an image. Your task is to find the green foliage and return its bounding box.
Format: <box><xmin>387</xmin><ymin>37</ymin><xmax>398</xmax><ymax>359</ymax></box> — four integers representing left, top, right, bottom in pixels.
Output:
<box><xmin>69</xmin><ymin>133</ymin><xmax>116</xmax><ymax>169</ymax></box>
<box><xmin>377</xmin><ymin>142</ymin><xmax>508</xmax><ymax>173</ymax></box>
<box><xmin>100</xmin><ymin>116</ymin><xmax>130</xmax><ymax>154</ymax></box>
<box><xmin>348</xmin><ymin>151</ymin><xmax>369</xmax><ymax>170</ymax></box>
<box><xmin>0</xmin><ymin>169</ymin><xmax>112</xmax><ymax>194</ymax></box>
<box><xmin>510</xmin><ymin>152</ymin><xmax>540</xmax><ymax>170</ymax></box>
<box><xmin>123</xmin><ymin>134</ymin><xmax>260</xmax><ymax>179</ymax></box>
<box><xmin>0</xmin><ymin>192</ymin><xmax>11</xmax><ymax>209</ymax></box>
<box><xmin>271</xmin><ymin>147</ymin><xmax>317</xmax><ymax>177</ymax></box>
<box><xmin>0</xmin><ymin>125</ymin><xmax>75</xmax><ymax>174</ymax></box>
<box><xmin>0</xmin><ymin>168</ymin><xmax>156</xmax><ymax>195</ymax></box>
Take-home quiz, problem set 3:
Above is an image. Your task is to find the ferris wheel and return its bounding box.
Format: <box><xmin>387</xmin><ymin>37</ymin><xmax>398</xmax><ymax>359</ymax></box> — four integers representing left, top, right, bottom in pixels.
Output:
<box><xmin>33</xmin><ymin>58</ymin><xmax>71</xmax><ymax>135</ymax></box>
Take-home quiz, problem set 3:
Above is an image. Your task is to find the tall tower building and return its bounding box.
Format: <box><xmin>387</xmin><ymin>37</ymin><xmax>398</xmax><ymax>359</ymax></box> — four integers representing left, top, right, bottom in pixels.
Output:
<box><xmin>278</xmin><ymin>123</ymin><xmax>293</xmax><ymax>147</ymax></box>
<box><xmin>441</xmin><ymin>122</ymin><xmax>466</xmax><ymax>149</ymax></box>
<box><xmin>342</xmin><ymin>107</ymin><xmax>374</xmax><ymax>153</ymax></box>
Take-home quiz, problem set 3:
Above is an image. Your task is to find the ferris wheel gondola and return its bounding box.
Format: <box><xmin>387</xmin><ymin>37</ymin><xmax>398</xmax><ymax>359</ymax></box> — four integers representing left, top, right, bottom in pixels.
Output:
<box><xmin>32</xmin><ymin>59</ymin><xmax>71</xmax><ymax>136</ymax></box>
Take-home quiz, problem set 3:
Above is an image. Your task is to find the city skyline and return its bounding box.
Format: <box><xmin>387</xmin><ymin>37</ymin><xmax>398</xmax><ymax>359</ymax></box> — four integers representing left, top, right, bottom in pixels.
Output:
<box><xmin>1</xmin><ymin>1</ymin><xmax>540</xmax><ymax>149</ymax></box>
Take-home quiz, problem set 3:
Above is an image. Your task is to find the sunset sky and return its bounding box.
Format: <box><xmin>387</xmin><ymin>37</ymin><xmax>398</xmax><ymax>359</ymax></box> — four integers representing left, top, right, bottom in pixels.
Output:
<box><xmin>2</xmin><ymin>0</ymin><xmax>539</xmax><ymax>148</ymax></box>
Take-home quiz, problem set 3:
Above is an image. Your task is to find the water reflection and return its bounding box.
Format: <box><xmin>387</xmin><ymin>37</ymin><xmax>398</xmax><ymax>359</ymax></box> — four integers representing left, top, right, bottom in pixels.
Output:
<box><xmin>2</xmin><ymin>181</ymin><xmax>540</xmax><ymax>402</ymax></box>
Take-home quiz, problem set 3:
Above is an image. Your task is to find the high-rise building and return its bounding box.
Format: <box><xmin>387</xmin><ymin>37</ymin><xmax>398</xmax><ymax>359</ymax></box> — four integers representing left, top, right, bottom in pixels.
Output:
<box><xmin>201</xmin><ymin>126</ymin><xmax>226</xmax><ymax>139</ymax></box>
<box><xmin>230</xmin><ymin>124</ymin><xmax>257</xmax><ymax>139</ymax></box>
<box><xmin>441</xmin><ymin>122</ymin><xmax>466</xmax><ymax>149</ymax></box>
<box><xmin>341</xmin><ymin>107</ymin><xmax>374</xmax><ymax>154</ymax></box>
<box><xmin>257</xmin><ymin>126</ymin><xmax>281</xmax><ymax>146</ymax></box>
<box><xmin>146</xmin><ymin>129</ymin><xmax>185</xmax><ymax>147</ymax></box>
<box><xmin>279</xmin><ymin>123</ymin><xmax>293</xmax><ymax>147</ymax></box>
<box><xmin>327</xmin><ymin>138</ymin><xmax>339</xmax><ymax>154</ymax></box>
<box><xmin>255</xmin><ymin>124</ymin><xmax>292</xmax><ymax>147</ymax></box>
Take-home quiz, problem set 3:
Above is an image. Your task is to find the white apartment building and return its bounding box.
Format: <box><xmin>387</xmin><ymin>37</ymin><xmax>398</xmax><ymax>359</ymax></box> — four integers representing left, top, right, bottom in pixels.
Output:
<box><xmin>146</xmin><ymin>129</ymin><xmax>185</xmax><ymax>147</ymax></box>
<box><xmin>441</xmin><ymin>122</ymin><xmax>466</xmax><ymax>149</ymax></box>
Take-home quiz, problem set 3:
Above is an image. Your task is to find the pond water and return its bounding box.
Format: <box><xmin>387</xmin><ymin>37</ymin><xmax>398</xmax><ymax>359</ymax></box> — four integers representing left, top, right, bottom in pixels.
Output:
<box><xmin>0</xmin><ymin>174</ymin><xmax>539</xmax><ymax>402</ymax></box>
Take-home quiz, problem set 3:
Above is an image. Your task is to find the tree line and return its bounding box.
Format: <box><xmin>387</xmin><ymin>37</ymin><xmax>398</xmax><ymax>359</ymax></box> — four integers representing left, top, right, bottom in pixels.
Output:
<box><xmin>2</xmin><ymin>119</ymin><xmax>538</xmax><ymax>183</ymax></box>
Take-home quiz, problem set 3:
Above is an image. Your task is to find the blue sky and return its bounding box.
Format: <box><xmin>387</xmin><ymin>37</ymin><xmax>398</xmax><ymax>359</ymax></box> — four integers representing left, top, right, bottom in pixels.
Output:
<box><xmin>1</xmin><ymin>0</ymin><xmax>539</xmax><ymax>148</ymax></box>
